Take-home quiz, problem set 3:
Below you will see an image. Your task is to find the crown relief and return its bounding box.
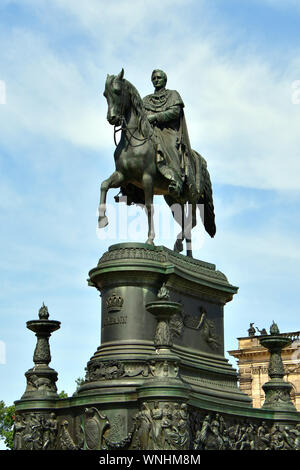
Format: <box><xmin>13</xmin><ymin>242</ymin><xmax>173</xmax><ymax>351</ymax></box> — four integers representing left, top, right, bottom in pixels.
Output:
<box><xmin>106</xmin><ymin>292</ymin><xmax>124</xmax><ymax>313</ymax></box>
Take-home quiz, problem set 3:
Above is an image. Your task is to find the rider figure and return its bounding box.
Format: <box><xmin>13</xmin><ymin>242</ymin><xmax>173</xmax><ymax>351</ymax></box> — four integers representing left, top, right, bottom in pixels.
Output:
<box><xmin>143</xmin><ymin>69</ymin><xmax>195</xmax><ymax>198</ymax></box>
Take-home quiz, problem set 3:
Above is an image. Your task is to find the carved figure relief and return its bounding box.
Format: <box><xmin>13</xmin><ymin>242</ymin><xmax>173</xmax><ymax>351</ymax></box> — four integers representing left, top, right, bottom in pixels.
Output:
<box><xmin>268</xmin><ymin>351</ymin><xmax>285</xmax><ymax>377</ymax></box>
<box><xmin>291</xmin><ymin>424</ymin><xmax>300</xmax><ymax>450</ymax></box>
<box><xmin>154</xmin><ymin>319</ymin><xmax>172</xmax><ymax>347</ymax></box>
<box><xmin>21</xmin><ymin>413</ymin><xmax>43</xmax><ymax>450</ymax></box>
<box><xmin>157</xmin><ymin>283</ymin><xmax>170</xmax><ymax>300</ymax></box>
<box><xmin>85</xmin><ymin>360</ymin><xmax>150</xmax><ymax>382</ymax></box>
<box><xmin>42</xmin><ymin>413</ymin><xmax>58</xmax><ymax>449</ymax></box>
<box><xmin>13</xmin><ymin>415</ymin><xmax>26</xmax><ymax>450</ymax></box>
<box><xmin>133</xmin><ymin>401</ymin><xmax>190</xmax><ymax>451</ymax></box>
<box><xmin>87</xmin><ymin>361</ymin><xmax>125</xmax><ymax>381</ymax></box>
<box><xmin>59</xmin><ymin>420</ymin><xmax>78</xmax><ymax>450</ymax></box>
<box><xmin>13</xmin><ymin>412</ymin><xmax>58</xmax><ymax>450</ymax></box>
<box><xmin>14</xmin><ymin>407</ymin><xmax>300</xmax><ymax>450</ymax></box>
<box><xmin>169</xmin><ymin>313</ymin><xmax>184</xmax><ymax>340</ymax></box>
<box><xmin>191</xmin><ymin>409</ymin><xmax>300</xmax><ymax>451</ymax></box>
<box><xmin>182</xmin><ymin>307</ymin><xmax>221</xmax><ymax>350</ymax></box>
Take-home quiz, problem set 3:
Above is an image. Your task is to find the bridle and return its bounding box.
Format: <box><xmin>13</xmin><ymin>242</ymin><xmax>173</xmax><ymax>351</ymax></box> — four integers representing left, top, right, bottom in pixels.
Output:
<box><xmin>114</xmin><ymin>117</ymin><xmax>154</xmax><ymax>148</ymax></box>
<box><xmin>112</xmin><ymin>80</ymin><xmax>154</xmax><ymax>148</ymax></box>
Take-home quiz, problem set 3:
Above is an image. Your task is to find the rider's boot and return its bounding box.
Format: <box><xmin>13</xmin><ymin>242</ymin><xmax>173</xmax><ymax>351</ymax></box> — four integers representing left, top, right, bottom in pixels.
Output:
<box><xmin>168</xmin><ymin>179</ymin><xmax>182</xmax><ymax>198</ymax></box>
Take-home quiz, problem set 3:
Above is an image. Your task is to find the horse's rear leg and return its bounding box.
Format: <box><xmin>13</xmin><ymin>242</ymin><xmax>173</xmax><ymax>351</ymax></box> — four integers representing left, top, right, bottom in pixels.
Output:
<box><xmin>164</xmin><ymin>197</ymin><xmax>184</xmax><ymax>253</ymax></box>
<box><xmin>174</xmin><ymin>203</ymin><xmax>184</xmax><ymax>253</ymax></box>
<box><xmin>143</xmin><ymin>173</ymin><xmax>155</xmax><ymax>245</ymax></box>
<box><xmin>98</xmin><ymin>171</ymin><xmax>124</xmax><ymax>228</ymax></box>
<box><xmin>184</xmin><ymin>203</ymin><xmax>195</xmax><ymax>258</ymax></box>
<box><xmin>174</xmin><ymin>237</ymin><xmax>184</xmax><ymax>253</ymax></box>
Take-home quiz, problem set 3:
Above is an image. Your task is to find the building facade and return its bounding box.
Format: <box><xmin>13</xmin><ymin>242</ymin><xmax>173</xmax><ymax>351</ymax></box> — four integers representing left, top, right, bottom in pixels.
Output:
<box><xmin>229</xmin><ymin>328</ymin><xmax>300</xmax><ymax>410</ymax></box>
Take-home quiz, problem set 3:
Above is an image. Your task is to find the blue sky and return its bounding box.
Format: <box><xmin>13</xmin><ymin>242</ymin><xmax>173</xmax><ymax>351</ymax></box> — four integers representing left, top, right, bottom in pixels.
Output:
<box><xmin>1</xmin><ymin>0</ymin><xmax>300</xmax><ymax>437</ymax></box>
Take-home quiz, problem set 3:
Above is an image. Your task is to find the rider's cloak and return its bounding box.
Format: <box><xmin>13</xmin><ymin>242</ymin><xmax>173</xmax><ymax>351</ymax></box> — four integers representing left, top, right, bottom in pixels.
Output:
<box><xmin>143</xmin><ymin>88</ymin><xmax>200</xmax><ymax>199</ymax></box>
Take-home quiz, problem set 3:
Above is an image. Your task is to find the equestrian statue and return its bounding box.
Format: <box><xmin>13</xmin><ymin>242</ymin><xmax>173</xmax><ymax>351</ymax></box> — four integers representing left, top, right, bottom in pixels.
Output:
<box><xmin>98</xmin><ymin>68</ymin><xmax>216</xmax><ymax>257</ymax></box>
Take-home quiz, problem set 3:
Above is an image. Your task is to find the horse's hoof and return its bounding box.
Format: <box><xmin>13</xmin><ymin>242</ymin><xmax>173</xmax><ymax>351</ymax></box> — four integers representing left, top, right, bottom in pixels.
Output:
<box><xmin>98</xmin><ymin>216</ymin><xmax>108</xmax><ymax>228</ymax></box>
<box><xmin>174</xmin><ymin>239</ymin><xmax>184</xmax><ymax>253</ymax></box>
<box><xmin>145</xmin><ymin>238</ymin><xmax>155</xmax><ymax>246</ymax></box>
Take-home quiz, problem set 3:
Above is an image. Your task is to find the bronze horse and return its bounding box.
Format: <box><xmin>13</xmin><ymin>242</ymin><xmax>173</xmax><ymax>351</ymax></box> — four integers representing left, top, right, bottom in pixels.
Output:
<box><xmin>98</xmin><ymin>69</ymin><xmax>216</xmax><ymax>257</ymax></box>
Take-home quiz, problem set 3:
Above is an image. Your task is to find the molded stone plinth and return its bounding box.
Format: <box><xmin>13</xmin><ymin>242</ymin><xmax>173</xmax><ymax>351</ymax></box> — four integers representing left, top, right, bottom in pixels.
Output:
<box><xmin>22</xmin><ymin>305</ymin><xmax>60</xmax><ymax>400</ymax></box>
<box><xmin>14</xmin><ymin>245</ymin><xmax>300</xmax><ymax>451</ymax></box>
<box><xmin>260</xmin><ymin>328</ymin><xmax>297</xmax><ymax>412</ymax></box>
<box><xmin>78</xmin><ymin>242</ymin><xmax>250</xmax><ymax>410</ymax></box>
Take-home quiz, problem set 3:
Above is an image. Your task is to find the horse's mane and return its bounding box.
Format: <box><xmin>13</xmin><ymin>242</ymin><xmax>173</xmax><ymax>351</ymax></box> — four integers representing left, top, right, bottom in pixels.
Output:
<box><xmin>123</xmin><ymin>79</ymin><xmax>152</xmax><ymax>138</ymax></box>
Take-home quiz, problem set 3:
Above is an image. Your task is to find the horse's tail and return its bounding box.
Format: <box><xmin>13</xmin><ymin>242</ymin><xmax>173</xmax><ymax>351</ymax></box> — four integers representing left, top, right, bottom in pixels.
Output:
<box><xmin>193</xmin><ymin>151</ymin><xmax>216</xmax><ymax>238</ymax></box>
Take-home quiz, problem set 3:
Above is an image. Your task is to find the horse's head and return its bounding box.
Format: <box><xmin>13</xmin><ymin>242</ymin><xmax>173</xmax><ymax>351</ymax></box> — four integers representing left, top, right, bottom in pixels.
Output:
<box><xmin>104</xmin><ymin>68</ymin><xmax>127</xmax><ymax>126</ymax></box>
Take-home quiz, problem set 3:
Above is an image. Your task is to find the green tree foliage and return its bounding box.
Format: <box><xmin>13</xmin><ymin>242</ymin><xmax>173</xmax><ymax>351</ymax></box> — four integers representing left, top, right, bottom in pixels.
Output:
<box><xmin>0</xmin><ymin>400</ymin><xmax>15</xmax><ymax>450</ymax></box>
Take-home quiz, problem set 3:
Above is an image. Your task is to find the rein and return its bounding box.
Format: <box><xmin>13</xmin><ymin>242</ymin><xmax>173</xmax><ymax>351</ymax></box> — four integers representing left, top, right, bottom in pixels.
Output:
<box><xmin>112</xmin><ymin>82</ymin><xmax>154</xmax><ymax>148</ymax></box>
<box><xmin>113</xmin><ymin>122</ymin><xmax>123</xmax><ymax>147</ymax></box>
<box><xmin>114</xmin><ymin>117</ymin><xmax>154</xmax><ymax>148</ymax></box>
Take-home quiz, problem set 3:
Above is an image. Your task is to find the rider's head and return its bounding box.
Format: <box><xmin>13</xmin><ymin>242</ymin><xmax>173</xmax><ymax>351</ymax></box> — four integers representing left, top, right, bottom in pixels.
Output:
<box><xmin>151</xmin><ymin>69</ymin><xmax>167</xmax><ymax>90</ymax></box>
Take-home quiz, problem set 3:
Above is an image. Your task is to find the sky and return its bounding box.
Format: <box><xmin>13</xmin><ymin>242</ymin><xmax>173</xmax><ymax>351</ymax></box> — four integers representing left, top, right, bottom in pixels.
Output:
<box><xmin>0</xmin><ymin>0</ymin><xmax>300</xmax><ymax>438</ymax></box>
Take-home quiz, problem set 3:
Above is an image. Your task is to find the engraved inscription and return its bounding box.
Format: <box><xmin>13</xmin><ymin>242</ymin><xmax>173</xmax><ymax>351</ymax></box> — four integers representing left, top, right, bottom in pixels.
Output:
<box><xmin>103</xmin><ymin>315</ymin><xmax>127</xmax><ymax>327</ymax></box>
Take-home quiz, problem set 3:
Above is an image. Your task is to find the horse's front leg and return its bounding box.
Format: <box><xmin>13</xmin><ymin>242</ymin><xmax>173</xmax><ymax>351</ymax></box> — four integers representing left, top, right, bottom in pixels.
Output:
<box><xmin>98</xmin><ymin>171</ymin><xmax>124</xmax><ymax>228</ymax></box>
<box><xmin>143</xmin><ymin>173</ymin><xmax>155</xmax><ymax>245</ymax></box>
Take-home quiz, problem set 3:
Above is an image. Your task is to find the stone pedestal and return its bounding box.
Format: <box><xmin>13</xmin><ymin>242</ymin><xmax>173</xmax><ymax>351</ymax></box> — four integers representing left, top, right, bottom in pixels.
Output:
<box><xmin>260</xmin><ymin>323</ymin><xmax>297</xmax><ymax>412</ymax></box>
<box><xmin>22</xmin><ymin>304</ymin><xmax>60</xmax><ymax>400</ymax></box>
<box><xmin>78</xmin><ymin>242</ymin><xmax>249</xmax><ymax>411</ymax></box>
<box><xmin>14</xmin><ymin>244</ymin><xmax>300</xmax><ymax>450</ymax></box>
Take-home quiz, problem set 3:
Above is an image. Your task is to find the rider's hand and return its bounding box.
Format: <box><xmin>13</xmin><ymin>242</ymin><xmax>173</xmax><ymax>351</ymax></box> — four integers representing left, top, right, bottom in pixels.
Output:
<box><xmin>147</xmin><ymin>114</ymin><xmax>156</xmax><ymax>124</ymax></box>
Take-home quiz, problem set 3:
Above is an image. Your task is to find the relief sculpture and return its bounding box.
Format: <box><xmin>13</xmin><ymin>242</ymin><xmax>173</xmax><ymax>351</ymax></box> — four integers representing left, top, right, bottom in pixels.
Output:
<box><xmin>183</xmin><ymin>307</ymin><xmax>221</xmax><ymax>350</ymax></box>
<box><xmin>13</xmin><ymin>412</ymin><xmax>59</xmax><ymax>450</ymax></box>
<box><xmin>192</xmin><ymin>410</ymin><xmax>300</xmax><ymax>451</ymax></box>
<box><xmin>133</xmin><ymin>401</ymin><xmax>190</xmax><ymax>451</ymax></box>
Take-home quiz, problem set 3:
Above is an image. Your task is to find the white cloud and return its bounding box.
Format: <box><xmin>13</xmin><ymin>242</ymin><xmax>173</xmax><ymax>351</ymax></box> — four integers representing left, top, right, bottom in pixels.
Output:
<box><xmin>0</xmin><ymin>0</ymin><xmax>299</xmax><ymax>191</ymax></box>
<box><xmin>0</xmin><ymin>28</ymin><xmax>111</xmax><ymax>151</ymax></box>
<box><xmin>34</xmin><ymin>0</ymin><xmax>190</xmax><ymax>35</ymax></box>
<box><xmin>170</xmin><ymin>44</ymin><xmax>300</xmax><ymax>191</ymax></box>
